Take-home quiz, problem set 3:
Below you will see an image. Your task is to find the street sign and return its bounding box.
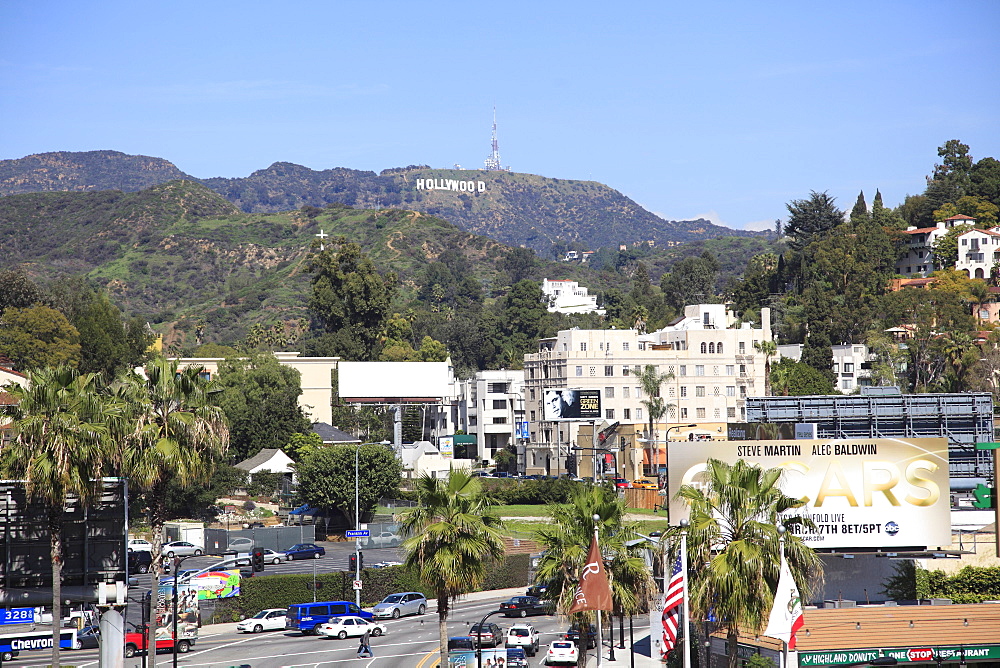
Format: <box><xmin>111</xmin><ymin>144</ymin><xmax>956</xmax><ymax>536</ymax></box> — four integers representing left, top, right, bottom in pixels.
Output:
<box><xmin>352</xmin><ymin>580</ymin><xmax>363</xmax><ymax>590</ymax></box>
<box><xmin>346</xmin><ymin>530</ymin><xmax>370</xmax><ymax>538</ymax></box>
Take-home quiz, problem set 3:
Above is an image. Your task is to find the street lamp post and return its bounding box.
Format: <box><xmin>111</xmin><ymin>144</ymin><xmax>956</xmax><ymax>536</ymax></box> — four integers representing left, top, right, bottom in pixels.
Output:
<box><xmin>170</xmin><ymin>554</ymin><xmax>202</xmax><ymax>668</ymax></box>
<box><xmin>355</xmin><ymin>443</ymin><xmax>361</xmax><ymax>607</ymax></box>
<box><xmin>475</xmin><ymin>609</ymin><xmax>506</xmax><ymax>668</ymax></box>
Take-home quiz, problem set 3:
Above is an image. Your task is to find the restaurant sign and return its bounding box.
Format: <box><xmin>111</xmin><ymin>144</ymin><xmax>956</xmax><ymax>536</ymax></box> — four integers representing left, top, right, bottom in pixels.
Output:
<box><xmin>800</xmin><ymin>646</ymin><xmax>1000</xmax><ymax>666</ymax></box>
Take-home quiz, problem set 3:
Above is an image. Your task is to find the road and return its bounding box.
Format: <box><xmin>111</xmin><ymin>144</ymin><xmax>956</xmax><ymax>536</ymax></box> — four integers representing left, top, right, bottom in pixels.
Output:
<box><xmin>10</xmin><ymin>590</ymin><xmax>650</xmax><ymax>668</ymax></box>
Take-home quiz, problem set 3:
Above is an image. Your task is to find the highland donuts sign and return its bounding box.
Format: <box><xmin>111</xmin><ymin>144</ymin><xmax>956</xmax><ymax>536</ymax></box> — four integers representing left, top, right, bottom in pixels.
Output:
<box><xmin>667</xmin><ymin>438</ymin><xmax>950</xmax><ymax>549</ymax></box>
<box><xmin>416</xmin><ymin>178</ymin><xmax>486</xmax><ymax>193</ymax></box>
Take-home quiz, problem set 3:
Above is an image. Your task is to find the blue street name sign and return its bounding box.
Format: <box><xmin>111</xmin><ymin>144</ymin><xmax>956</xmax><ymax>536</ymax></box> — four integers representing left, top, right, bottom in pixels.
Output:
<box><xmin>0</xmin><ymin>608</ymin><xmax>34</xmax><ymax>625</ymax></box>
<box><xmin>346</xmin><ymin>530</ymin><xmax>370</xmax><ymax>538</ymax></box>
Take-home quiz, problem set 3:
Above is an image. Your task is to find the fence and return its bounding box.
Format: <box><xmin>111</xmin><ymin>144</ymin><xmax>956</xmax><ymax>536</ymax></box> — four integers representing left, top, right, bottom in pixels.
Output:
<box><xmin>203</xmin><ymin>526</ymin><xmax>316</xmax><ymax>555</ymax></box>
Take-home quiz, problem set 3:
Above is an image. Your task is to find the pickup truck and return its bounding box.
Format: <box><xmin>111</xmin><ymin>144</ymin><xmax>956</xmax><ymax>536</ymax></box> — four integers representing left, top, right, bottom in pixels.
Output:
<box><xmin>124</xmin><ymin>625</ymin><xmax>194</xmax><ymax>657</ymax></box>
<box><xmin>505</xmin><ymin>623</ymin><xmax>540</xmax><ymax>656</ymax></box>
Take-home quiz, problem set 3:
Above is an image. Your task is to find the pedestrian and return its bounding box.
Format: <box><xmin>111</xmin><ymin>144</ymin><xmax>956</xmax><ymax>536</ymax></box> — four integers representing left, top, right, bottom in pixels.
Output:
<box><xmin>357</xmin><ymin>628</ymin><xmax>373</xmax><ymax>658</ymax></box>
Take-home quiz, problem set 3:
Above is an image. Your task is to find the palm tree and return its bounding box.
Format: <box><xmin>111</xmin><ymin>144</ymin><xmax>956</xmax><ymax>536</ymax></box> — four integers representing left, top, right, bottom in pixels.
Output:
<box><xmin>400</xmin><ymin>470</ymin><xmax>506</xmax><ymax>668</ymax></box>
<box><xmin>754</xmin><ymin>339</ymin><xmax>778</xmax><ymax>396</ymax></box>
<box><xmin>638</xmin><ymin>364</ymin><xmax>674</xmax><ymax>477</ymax></box>
<box><xmin>533</xmin><ymin>484</ymin><xmax>653</xmax><ymax>666</ymax></box>
<box><xmin>0</xmin><ymin>367</ymin><xmax>122</xmax><ymax>667</ymax></box>
<box><xmin>676</xmin><ymin>459</ymin><xmax>822</xmax><ymax>668</ymax></box>
<box><xmin>121</xmin><ymin>359</ymin><xmax>229</xmax><ymax>667</ymax></box>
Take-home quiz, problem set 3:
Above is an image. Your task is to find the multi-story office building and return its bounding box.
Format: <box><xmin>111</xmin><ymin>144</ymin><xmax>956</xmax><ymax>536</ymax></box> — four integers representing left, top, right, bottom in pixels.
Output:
<box><xmin>521</xmin><ymin>304</ymin><xmax>772</xmax><ymax>477</ymax></box>
<box><xmin>455</xmin><ymin>370</ymin><xmax>526</xmax><ymax>468</ymax></box>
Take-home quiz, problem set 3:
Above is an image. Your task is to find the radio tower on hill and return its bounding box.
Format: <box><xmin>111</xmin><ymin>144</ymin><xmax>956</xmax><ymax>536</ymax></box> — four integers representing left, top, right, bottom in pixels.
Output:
<box><xmin>483</xmin><ymin>106</ymin><xmax>509</xmax><ymax>171</ymax></box>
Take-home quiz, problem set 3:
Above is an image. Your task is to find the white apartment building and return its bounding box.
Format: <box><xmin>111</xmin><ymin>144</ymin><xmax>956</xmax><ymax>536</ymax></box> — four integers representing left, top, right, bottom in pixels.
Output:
<box><xmin>541</xmin><ymin>278</ymin><xmax>606</xmax><ymax>315</ymax></box>
<box><xmin>777</xmin><ymin>343</ymin><xmax>873</xmax><ymax>392</ymax></box>
<box><xmin>455</xmin><ymin>370</ymin><xmax>526</xmax><ymax>468</ymax></box>
<box><xmin>521</xmin><ymin>304</ymin><xmax>771</xmax><ymax>476</ymax></box>
<box><xmin>954</xmin><ymin>222</ymin><xmax>998</xmax><ymax>280</ymax></box>
<box><xmin>897</xmin><ymin>214</ymin><xmax>976</xmax><ymax>277</ymax></box>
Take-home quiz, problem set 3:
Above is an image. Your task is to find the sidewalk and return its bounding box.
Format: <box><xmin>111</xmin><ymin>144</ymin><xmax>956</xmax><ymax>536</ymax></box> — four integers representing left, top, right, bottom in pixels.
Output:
<box><xmin>584</xmin><ymin>640</ymin><xmax>660</xmax><ymax>668</ymax></box>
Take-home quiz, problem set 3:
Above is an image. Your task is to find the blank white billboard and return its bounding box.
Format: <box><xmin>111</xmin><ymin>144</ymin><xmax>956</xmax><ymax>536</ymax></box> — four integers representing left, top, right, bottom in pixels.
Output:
<box><xmin>338</xmin><ymin>361</ymin><xmax>452</xmax><ymax>400</ymax></box>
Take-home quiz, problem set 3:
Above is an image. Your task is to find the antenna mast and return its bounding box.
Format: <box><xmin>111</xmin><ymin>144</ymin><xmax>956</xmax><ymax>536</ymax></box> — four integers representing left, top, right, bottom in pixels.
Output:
<box><xmin>484</xmin><ymin>105</ymin><xmax>507</xmax><ymax>171</ymax></box>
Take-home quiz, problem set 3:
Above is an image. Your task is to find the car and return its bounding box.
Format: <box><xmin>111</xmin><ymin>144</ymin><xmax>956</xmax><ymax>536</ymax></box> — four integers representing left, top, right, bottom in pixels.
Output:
<box><xmin>236</xmin><ymin>609</ymin><xmax>287</xmax><ymax>633</ymax></box>
<box><xmin>469</xmin><ymin>622</ymin><xmax>503</xmax><ymax>647</ymax></box>
<box><xmin>285</xmin><ymin>601</ymin><xmax>373</xmax><ymax>633</ymax></box>
<box><xmin>609</xmin><ymin>478</ymin><xmax>631</xmax><ymax>489</ymax></box>
<box><xmin>127</xmin><ymin>538</ymin><xmax>153</xmax><ymax>552</ymax></box>
<box><xmin>363</xmin><ymin>530</ymin><xmax>401</xmax><ymax>548</ymax></box>
<box><xmin>160</xmin><ymin>541</ymin><xmax>203</xmax><ymax>558</ymax></box>
<box><xmin>74</xmin><ymin>625</ymin><xmax>101</xmax><ymax>649</ymax></box>
<box><xmin>128</xmin><ymin>550</ymin><xmax>153</xmax><ymax>574</ymax></box>
<box><xmin>499</xmin><ymin>596</ymin><xmax>552</xmax><ymax>617</ymax></box>
<box><xmin>259</xmin><ymin>548</ymin><xmax>287</xmax><ymax>565</ymax></box>
<box><xmin>371</xmin><ymin>592</ymin><xmax>427</xmax><ymax>619</ymax></box>
<box><xmin>316</xmin><ymin>616</ymin><xmax>387</xmax><ymax>640</ymax></box>
<box><xmin>159</xmin><ymin>569</ymin><xmax>201</xmax><ymax>585</ymax></box>
<box><xmin>631</xmin><ymin>479</ymin><xmax>658</xmax><ymax>490</ymax></box>
<box><xmin>371</xmin><ymin>560</ymin><xmax>403</xmax><ymax>569</ymax></box>
<box><xmin>526</xmin><ymin>583</ymin><xmax>549</xmax><ymax>598</ymax></box>
<box><xmin>124</xmin><ymin>624</ymin><xmax>194</xmax><ymax>657</ymax></box>
<box><xmin>227</xmin><ymin>538</ymin><xmax>254</xmax><ymax>552</ymax></box>
<box><xmin>506</xmin><ymin>647</ymin><xmax>530</xmax><ymax>668</ymax></box>
<box><xmin>0</xmin><ymin>651</ymin><xmax>19</xmax><ymax>662</ymax></box>
<box><xmin>284</xmin><ymin>543</ymin><xmax>325</xmax><ymax>560</ymax></box>
<box><xmin>563</xmin><ymin>623</ymin><xmax>598</xmax><ymax>648</ymax></box>
<box><xmin>505</xmin><ymin>623</ymin><xmax>540</xmax><ymax>656</ymax></box>
<box><xmin>545</xmin><ymin>640</ymin><xmax>579</xmax><ymax>665</ymax></box>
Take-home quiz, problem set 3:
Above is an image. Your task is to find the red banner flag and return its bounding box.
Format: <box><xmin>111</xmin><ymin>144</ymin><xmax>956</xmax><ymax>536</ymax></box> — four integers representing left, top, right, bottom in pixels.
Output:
<box><xmin>569</xmin><ymin>533</ymin><xmax>614</xmax><ymax>613</ymax></box>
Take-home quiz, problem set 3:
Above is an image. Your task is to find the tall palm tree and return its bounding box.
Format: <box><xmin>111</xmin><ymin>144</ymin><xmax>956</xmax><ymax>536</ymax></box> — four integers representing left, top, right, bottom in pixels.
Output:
<box><xmin>754</xmin><ymin>339</ymin><xmax>778</xmax><ymax>396</ymax></box>
<box><xmin>676</xmin><ymin>459</ymin><xmax>822</xmax><ymax>668</ymax></box>
<box><xmin>533</xmin><ymin>484</ymin><xmax>653</xmax><ymax>666</ymax></box>
<box><xmin>638</xmin><ymin>364</ymin><xmax>674</xmax><ymax>477</ymax></box>
<box><xmin>121</xmin><ymin>359</ymin><xmax>229</xmax><ymax>667</ymax></box>
<box><xmin>0</xmin><ymin>367</ymin><xmax>122</xmax><ymax>667</ymax></box>
<box><xmin>399</xmin><ymin>470</ymin><xmax>505</xmax><ymax>668</ymax></box>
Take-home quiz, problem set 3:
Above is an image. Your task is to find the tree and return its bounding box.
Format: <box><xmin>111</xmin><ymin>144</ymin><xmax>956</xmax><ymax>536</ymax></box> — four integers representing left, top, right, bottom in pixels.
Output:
<box><xmin>400</xmin><ymin>471</ymin><xmax>505</xmax><ymax>668</ymax></box>
<box><xmin>933</xmin><ymin>196</ymin><xmax>999</xmax><ymax>228</ymax></box>
<box><xmin>931</xmin><ymin>139</ymin><xmax>973</xmax><ymax>194</ymax></box>
<box><xmin>784</xmin><ymin>191</ymin><xmax>844</xmax><ymax>252</ymax></box>
<box><xmin>0</xmin><ymin>367</ymin><xmax>121</xmax><ymax>667</ymax></box>
<box><xmin>850</xmin><ymin>190</ymin><xmax>868</xmax><ymax>223</ymax></box>
<box><xmin>0</xmin><ymin>267</ymin><xmax>50</xmax><ymax>314</ymax></box>
<box><xmin>294</xmin><ymin>443</ymin><xmax>402</xmax><ymax>521</ymax></box>
<box><xmin>214</xmin><ymin>353</ymin><xmax>311</xmax><ymax>462</ymax></box>
<box><xmin>800</xmin><ymin>327</ymin><xmax>835</xmax><ymax>386</ymax></box>
<box><xmin>970</xmin><ymin>156</ymin><xmax>1000</xmax><ymax>208</ymax></box>
<box><xmin>533</xmin><ymin>484</ymin><xmax>653</xmax><ymax>666</ymax></box>
<box><xmin>638</xmin><ymin>364</ymin><xmax>674</xmax><ymax>478</ymax></box>
<box><xmin>754</xmin><ymin>339</ymin><xmax>777</xmax><ymax>396</ymax></box>
<box><xmin>660</xmin><ymin>252</ymin><xmax>719</xmax><ymax>311</ymax></box>
<box><xmin>677</xmin><ymin>459</ymin><xmax>822</xmax><ymax>668</ymax></box>
<box><xmin>0</xmin><ymin>305</ymin><xmax>81</xmax><ymax>370</ymax></box>
<box><xmin>770</xmin><ymin>358</ymin><xmax>835</xmax><ymax>396</ymax></box>
<box><xmin>284</xmin><ymin>431</ymin><xmax>323</xmax><ymax>461</ymax></box>
<box><xmin>121</xmin><ymin>358</ymin><xmax>229</xmax><ymax>668</ymax></box>
<box><xmin>307</xmin><ymin>239</ymin><xmax>397</xmax><ymax>361</ymax></box>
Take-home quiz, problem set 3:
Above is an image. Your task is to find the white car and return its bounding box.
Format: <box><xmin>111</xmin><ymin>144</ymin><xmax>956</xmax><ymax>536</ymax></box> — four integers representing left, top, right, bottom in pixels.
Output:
<box><xmin>506</xmin><ymin>623</ymin><xmax>540</xmax><ymax>656</ymax></box>
<box><xmin>236</xmin><ymin>609</ymin><xmax>287</xmax><ymax>633</ymax></box>
<box><xmin>127</xmin><ymin>538</ymin><xmax>153</xmax><ymax>552</ymax></box>
<box><xmin>316</xmin><ymin>616</ymin><xmax>387</xmax><ymax>640</ymax></box>
<box><xmin>259</xmin><ymin>548</ymin><xmax>288</xmax><ymax>564</ymax></box>
<box><xmin>161</xmin><ymin>541</ymin><xmax>203</xmax><ymax>557</ymax></box>
<box><xmin>545</xmin><ymin>640</ymin><xmax>578</xmax><ymax>665</ymax></box>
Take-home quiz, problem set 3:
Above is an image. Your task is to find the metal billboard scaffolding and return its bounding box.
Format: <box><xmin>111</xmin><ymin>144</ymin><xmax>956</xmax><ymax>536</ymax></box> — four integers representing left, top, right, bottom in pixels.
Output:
<box><xmin>0</xmin><ymin>478</ymin><xmax>127</xmax><ymax>605</ymax></box>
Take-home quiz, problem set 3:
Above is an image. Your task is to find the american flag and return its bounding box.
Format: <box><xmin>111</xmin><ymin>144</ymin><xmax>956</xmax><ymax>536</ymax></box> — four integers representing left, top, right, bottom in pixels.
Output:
<box><xmin>662</xmin><ymin>553</ymin><xmax>684</xmax><ymax>651</ymax></box>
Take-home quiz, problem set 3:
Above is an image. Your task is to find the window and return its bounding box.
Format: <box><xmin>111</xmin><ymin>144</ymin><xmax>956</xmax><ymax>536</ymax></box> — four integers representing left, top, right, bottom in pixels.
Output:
<box><xmin>488</xmin><ymin>382</ymin><xmax>509</xmax><ymax>393</ymax></box>
<box><xmin>680</xmin><ymin>386</ymin><xmax>688</xmax><ymax>398</ymax></box>
<box><xmin>842</xmin><ymin>378</ymin><xmax>854</xmax><ymax>390</ymax></box>
<box><xmin>492</xmin><ymin>399</ymin><xmax>507</xmax><ymax>409</ymax></box>
<box><xmin>726</xmin><ymin>365</ymin><xmax>735</xmax><ymax>375</ymax></box>
<box><xmin>727</xmin><ymin>386</ymin><xmax>736</xmax><ymax>397</ymax></box>
<box><xmin>580</xmin><ymin>342</ymin><xmax>587</xmax><ymax>351</ymax></box>
<box><xmin>739</xmin><ymin>342</ymin><xmax>746</xmax><ymax>354</ymax></box>
<box><xmin>636</xmin><ymin>408</ymin><xmax>643</xmax><ymax>420</ymax></box>
<box><xmin>623</xmin><ymin>386</ymin><xmax>630</xmax><ymax>398</ymax></box>
<box><xmin>695</xmin><ymin>386</ymin><xmax>706</xmax><ymax>397</ymax></box>
<box><xmin>605</xmin><ymin>365</ymin><xmax>614</xmax><ymax>376</ymax></box>
<box><xmin>198</xmin><ymin>371</ymin><xmax>211</xmax><ymax>381</ymax></box>
<box><xmin>696</xmin><ymin>408</ymin><xmax>706</xmax><ymax>419</ymax></box>
<box><xmin>679</xmin><ymin>365</ymin><xmax>687</xmax><ymax>377</ymax></box>
<box><xmin>622</xmin><ymin>342</ymin><xmax>630</xmax><ymax>351</ymax></box>
<box><xmin>623</xmin><ymin>408</ymin><xmax>631</xmax><ymax>420</ymax></box>
<box><xmin>739</xmin><ymin>386</ymin><xmax>747</xmax><ymax>397</ymax></box>
<box><xmin>590</xmin><ymin>367</ymin><xmax>597</xmax><ymax>376</ymax></box>
<box><xmin>739</xmin><ymin>364</ymin><xmax>747</xmax><ymax>375</ymax></box>
<box><xmin>635</xmin><ymin>387</ymin><xmax>642</xmax><ymax>399</ymax></box>
<box><xmin>701</xmin><ymin>342</ymin><xmax>707</xmax><ymax>354</ymax></box>
<box><xmin>833</xmin><ymin>363</ymin><xmax>840</xmax><ymax>373</ymax></box>
<box><xmin>713</xmin><ymin>366</ymin><xmax>720</xmax><ymax>376</ymax></box>
<box><xmin>727</xmin><ymin>407</ymin><xmax>736</xmax><ymax>418</ymax></box>
<box><xmin>529</xmin><ymin>368</ymin><xmax>535</xmax><ymax>379</ymax></box>
<box><xmin>599</xmin><ymin>342</ymin><xmax>604</xmax><ymax>351</ymax></box>
<box><xmin>844</xmin><ymin>362</ymin><xmax>854</xmax><ymax>373</ymax></box>
<box><xmin>530</xmin><ymin>411</ymin><xmax>536</xmax><ymax>421</ymax></box>
<box><xmin>717</xmin><ymin>342</ymin><xmax>723</xmax><ymax>354</ymax></box>
<box><xmin>605</xmin><ymin>387</ymin><xmax>615</xmax><ymax>398</ymax></box>
<box><xmin>708</xmin><ymin>342</ymin><xmax>715</xmax><ymax>354</ymax></box>
<box><xmin>529</xmin><ymin>389</ymin><xmax>536</xmax><ymax>400</ymax></box>
<box><xmin>713</xmin><ymin>386</ymin><xmax>720</xmax><ymax>396</ymax></box>
<box><xmin>681</xmin><ymin>407</ymin><xmax>688</xmax><ymax>419</ymax></box>
<box><xmin>576</xmin><ymin>366</ymin><xmax>583</xmax><ymax>377</ymax></box>
<box><xmin>668</xmin><ymin>386</ymin><xmax>675</xmax><ymax>398</ymax></box>
<box><xmin>492</xmin><ymin>417</ymin><xmax>507</xmax><ymax>424</ymax></box>
<box><xmin>695</xmin><ymin>365</ymin><xmax>705</xmax><ymax>376</ymax></box>
<box><xmin>714</xmin><ymin>408</ymin><xmax>721</xmax><ymax>419</ymax></box>
<box><xmin>605</xmin><ymin>409</ymin><xmax>615</xmax><ymax>419</ymax></box>
<box><xmin>622</xmin><ymin>366</ymin><xmax>631</xmax><ymax>376</ymax></box>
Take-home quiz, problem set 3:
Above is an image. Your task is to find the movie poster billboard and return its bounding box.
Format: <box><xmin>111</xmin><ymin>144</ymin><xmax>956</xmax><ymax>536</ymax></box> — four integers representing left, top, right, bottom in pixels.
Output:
<box><xmin>668</xmin><ymin>438</ymin><xmax>951</xmax><ymax>549</ymax></box>
<box><xmin>543</xmin><ymin>389</ymin><xmax>601</xmax><ymax>421</ymax></box>
<box><xmin>155</xmin><ymin>584</ymin><xmax>199</xmax><ymax>642</ymax></box>
<box><xmin>439</xmin><ymin>436</ymin><xmax>454</xmax><ymax>460</ymax></box>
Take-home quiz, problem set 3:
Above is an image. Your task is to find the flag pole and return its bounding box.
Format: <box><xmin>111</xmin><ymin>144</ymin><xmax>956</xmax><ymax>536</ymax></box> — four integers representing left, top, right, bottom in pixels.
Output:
<box><xmin>594</xmin><ymin>514</ymin><xmax>603</xmax><ymax>668</ymax></box>
<box><xmin>778</xmin><ymin>526</ymin><xmax>787</xmax><ymax>668</ymax></box>
<box><xmin>680</xmin><ymin>519</ymin><xmax>690</xmax><ymax>668</ymax></box>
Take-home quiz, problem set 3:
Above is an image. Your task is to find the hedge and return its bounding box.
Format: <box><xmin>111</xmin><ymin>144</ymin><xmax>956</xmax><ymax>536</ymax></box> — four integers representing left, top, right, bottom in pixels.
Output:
<box><xmin>208</xmin><ymin>553</ymin><xmax>532</xmax><ymax>623</ymax></box>
<box><xmin>883</xmin><ymin>562</ymin><xmax>1000</xmax><ymax>604</ymax></box>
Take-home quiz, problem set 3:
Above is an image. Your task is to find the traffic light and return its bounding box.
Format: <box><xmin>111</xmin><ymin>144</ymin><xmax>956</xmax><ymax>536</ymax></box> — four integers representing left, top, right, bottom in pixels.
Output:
<box><xmin>349</xmin><ymin>551</ymin><xmax>364</xmax><ymax>573</ymax></box>
<box><xmin>357</xmin><ymin>550</ymin><xmax>364</xmax><ymax>571</ymax></box>
<box><xmin>252</xmin><ymin>550</ymin><xmax>265</xmax><ymax>572</ymax></box>
<box><xmin>349</xmin><ymin>553</ymin><xmax>357</xmax><ymax>573</ymax></box>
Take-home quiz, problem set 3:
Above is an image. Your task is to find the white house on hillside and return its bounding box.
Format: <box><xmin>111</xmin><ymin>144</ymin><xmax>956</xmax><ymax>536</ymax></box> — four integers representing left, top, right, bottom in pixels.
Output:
<box><xmin>541</xmin><ymin>278</ymin><xmax>606</xmax><ymax>315</ymax></box>
<box><xmin>897</xmin><ymin>214</ymin><xmax>976</xmax><ymax>277</ymax></box>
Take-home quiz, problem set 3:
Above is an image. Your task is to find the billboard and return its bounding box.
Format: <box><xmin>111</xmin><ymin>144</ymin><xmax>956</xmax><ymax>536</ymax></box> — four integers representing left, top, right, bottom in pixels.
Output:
<box><xmin>668</xmin><ymin>438</ymin><xmax>951</xmax><ymax>549</ymax></box>
<box><xmin>439</xmin><ymin>436</ymin><xmax>454</xmax><ymax>460</ymax></box>
<box><xmin>543</xmin><ymin>389</ymin><xmax>601</xmax><ymax>421</ymax></box>
<box><xmin>338</xmin><ymin>361</ymin><xmax>452</xmax><ymax>401</ymax></box>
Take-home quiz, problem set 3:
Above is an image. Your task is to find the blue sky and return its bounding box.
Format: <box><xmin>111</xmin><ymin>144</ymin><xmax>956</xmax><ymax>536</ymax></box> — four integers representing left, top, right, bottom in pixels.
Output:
<box><xmin>2</xmin><ymin>1</ymin><xmax>998</xmax><ymax>232</ymax></box>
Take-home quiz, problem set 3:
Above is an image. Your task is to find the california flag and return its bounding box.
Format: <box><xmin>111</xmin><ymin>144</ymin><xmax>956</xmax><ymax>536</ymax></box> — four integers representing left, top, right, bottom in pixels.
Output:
<box><xmin>763</xmin><ymin>553</ymin><xmax>804</xmax><ymax>649</ymax></box>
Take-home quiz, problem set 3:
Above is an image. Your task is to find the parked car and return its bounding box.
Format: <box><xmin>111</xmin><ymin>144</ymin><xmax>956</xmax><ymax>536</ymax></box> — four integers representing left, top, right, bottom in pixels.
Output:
<box><xmin>316</xmin><ymin>616</ymin><xmax>386</xmax><ymax>640</ymax></box>
<box><xmin>236</xmin><ymin>609</ymin><xmax>287</xmax><ymax>633</ymax></box>
<box><xmin>469</xmin><ymin>622</ymin><xmax>503</xmax><ymax>647</ymax></box>
<box><xmin>609</xmin><ymin>478</ymin><xmax>631</xmax><ymax>489</ymax></box>
<box><xmin>160</xmin><ymin>541</ymin><xmax>203</xmax><ymax>558</ymax></box>
<box><xmin>545</xmin><ymin>640</ymin><xmax>578</xmax><ymax>665</ymax></box>
<box><xmin>631</xmin><ymin>479</ymin><xmax>658</xmax><ymax>490</ymax></box>
<box><xmin>371</xmin><ymin>592</ymin><xmax>427</xmax><ymax>619</ymax></box>
<box><xmin>363</xmin><ymin>531</ymin><xmax>401</xmax><ymax>548</ymax></box>
<box><xmin>371</xmin><ymin>560</ymin><xmax>403</xmax><ymax>569</ymax></box>
<box><xmin>227</xmin><ymin>538</ymin><xmax>254</xmax><ymax>552</ymax></box>
<box><xmin>75</xmin><ymin>625</ymin><xmax>101</xmax><ymax>649</ymax></box>
<box><xmin>128</xmin><ymin>550</ymin><xmax>153</xmax><ymax>574</ymax></box>
<box><xmin>563</xmin><ymin>624</ymin><xmax>598</xmax><ymax>648</ymax></box>
<box><xmin>284</xmin><ymin>543</ymin><xmax>325</xmax><ymax>560</ymax></box>
<box><xmin>505</xmin><ymin>623</ymin><xmax>540</xmax><ymax>656</ymax></box>
<box><xmin>499</xmin><ymin>596</ymin><xmax>552</xmax><ymax>617</ymax></box>
<box><xmin>127</xmin><ymin>538</ymin><xmax>153</xmax><ymax>552</ymax></box>
<box><xmin>259</xmin><ymin>548</ymin><xmax>287</xmax><ymax>564</ymax></box>
<box><xmin>525</xmin><ymin>583</ymin><xmax>549</xmax><ymax>598</ymax></box>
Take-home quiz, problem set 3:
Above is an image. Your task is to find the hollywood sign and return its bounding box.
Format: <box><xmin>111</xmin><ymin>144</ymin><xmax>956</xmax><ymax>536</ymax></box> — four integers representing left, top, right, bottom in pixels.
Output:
<box><xmin>416</xmin><ymin>178</ymin><xmax>486</xmax><ymax>193</ymax></box>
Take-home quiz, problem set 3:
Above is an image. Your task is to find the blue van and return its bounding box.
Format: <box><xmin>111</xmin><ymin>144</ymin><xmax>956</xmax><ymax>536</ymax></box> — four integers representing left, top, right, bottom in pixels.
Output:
<box><xmin>285</xmin><ymin>601</ymin><xmax>372</xmax><ymax>634</ymax></box>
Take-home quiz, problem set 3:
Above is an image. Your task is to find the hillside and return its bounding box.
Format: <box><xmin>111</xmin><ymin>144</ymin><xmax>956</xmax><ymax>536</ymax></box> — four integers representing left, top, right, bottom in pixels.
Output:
<box><xmin>0</xmin><ymin>151</ymin><xmax>757</xmax><ymax>254</ymax></box>
<box><xmin>0</xmin><ymin>183</ymin><xmax>615</xmax><ymax>348</ymax></box>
